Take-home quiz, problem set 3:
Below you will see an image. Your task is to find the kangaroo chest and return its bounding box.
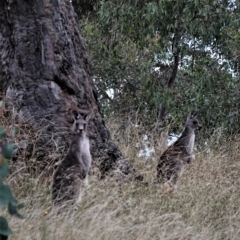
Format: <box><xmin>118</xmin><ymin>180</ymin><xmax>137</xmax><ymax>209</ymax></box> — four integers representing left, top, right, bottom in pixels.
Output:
<box><xmin>185</xmin><ymin>134</ymin><xmax>195</xmax><ymax>155</ymax></box>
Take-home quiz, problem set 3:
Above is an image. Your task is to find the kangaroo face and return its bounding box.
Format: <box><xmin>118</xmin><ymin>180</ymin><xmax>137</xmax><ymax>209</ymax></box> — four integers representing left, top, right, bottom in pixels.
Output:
<box><xmin>73</xmin><ymin>118</ymin><xmax>87</xmax><ymax>134</ymax></box>
<box><xmin>186</xmin><ymin>113</ymin><xmax>202</xmax><ymax>131</ymax></box>
<box><xmin>71</xmin><ymin>112</ymin><xmax>91</xmax><ymax>135</ymax></box>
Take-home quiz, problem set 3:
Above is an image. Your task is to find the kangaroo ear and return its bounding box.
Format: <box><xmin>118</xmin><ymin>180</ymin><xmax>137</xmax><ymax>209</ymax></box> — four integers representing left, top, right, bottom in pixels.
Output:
<box><xmin>192</xmin><ymin>110</ymin><xmax>199</xmax><ymax>117</ymax></box>
<box><xmin>84</xmin><ymin>112</ymin><xmax>91</xmax><ymax>122</ymax></box>
<box><xmin>187</xmin><ymin>112</ymin><xmax>193</xmax><ymax>119</ymax></box>
<box><xmin>188</xmin><ymin>110</ymin><xmax>198</xmax><ymax>118</ymax></box>
<box><xmin>72</xmin><ymin>110</ymin><xmax>80</xmax><ymax>120</ymax></box>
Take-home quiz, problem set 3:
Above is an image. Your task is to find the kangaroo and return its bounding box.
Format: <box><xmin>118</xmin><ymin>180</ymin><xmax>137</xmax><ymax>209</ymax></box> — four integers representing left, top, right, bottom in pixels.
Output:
<box><xmin>52</xmin><ymin>111</ymin><xmax>92</xmax><ymax>206</ymax></box>
<box><xmin>156</xmin><ymin>111</ymin><xmax>202</xmax><ymax>190</ymax></box>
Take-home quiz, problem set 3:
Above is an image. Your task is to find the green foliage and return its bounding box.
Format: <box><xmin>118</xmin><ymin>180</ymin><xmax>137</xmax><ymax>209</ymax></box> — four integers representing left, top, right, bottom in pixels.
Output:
<box><xmin>77</xmin><ymin>0</ymin><xmax>240</xmax><ymax>134</ymax></box>
<box><xmin>0</xmin><ymin>148</ymin><xmax>23</xmax><ymax>238</ymax></box>
<box><xmin>0</xmin><ymin>104</ymin><xmax>23</xmax><ymax>238</ymax></box>
<box><xmin>164</xmin><ymin>57</ymin><xmax>240</xmax><ymax>135</ymax></box>
<box><xmin>0</xmin><ymin>161</ymin><xmax>8</xmax><ymax>178</ymax></box>
<box><xmin>0</xmin><ymin>181</ymin><xmax>16</xmax><ymax>206</ymax></box>
<box><xmin>1</xmin><ymin>144</ymin><xmax>14</xmax><ymax>159</ymax></box>
<box><xmin>0</xmin><ymin>158</ymin><xmax>17</xmax><ymax>238</ymax></box>
<box><xmin>0</xmin><ymin>217</ymin><xmax>12</xmax><ymax>239</ymax></box>
<box><xmin>8</xmin><ymin>202</ymin><xmax>24</xmax><ymax>219</ymax></box>
<box><xmin>0</xmin><ymin>127</ymin><xmax>6</xmax><ymax>139</ymax></box>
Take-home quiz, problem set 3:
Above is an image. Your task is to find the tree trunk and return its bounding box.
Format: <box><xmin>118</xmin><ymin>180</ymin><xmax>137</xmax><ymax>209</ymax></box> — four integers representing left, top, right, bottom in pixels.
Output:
<box><xmin>0</xmin><ymin>0</ymin><xmax>139</xmax><ymax>180</ymax></box>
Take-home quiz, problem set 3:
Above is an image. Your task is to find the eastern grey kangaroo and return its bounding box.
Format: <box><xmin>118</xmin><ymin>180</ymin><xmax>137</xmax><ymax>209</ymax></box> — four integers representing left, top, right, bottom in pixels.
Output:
<box><xmin>156</xmin><ymin>111</ymin><xmax>202</xmax><ymax>189</ymax></box>
<box><xmin>52</xmin><ymin>111</ymin><xmax>91</xmax><ymax>206</ymax></box>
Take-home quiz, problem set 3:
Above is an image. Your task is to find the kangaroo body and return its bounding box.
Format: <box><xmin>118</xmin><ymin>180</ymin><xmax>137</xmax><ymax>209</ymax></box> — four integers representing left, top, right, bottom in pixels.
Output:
<box><xmin>156</xmin><ymin>112</ymin><xmax>202</xmax><ymax>188</ymax></box>
<box><xmin>52</xmin><ymin>113</ymin><xmax>91</xmax><ymax>206</ymax></box>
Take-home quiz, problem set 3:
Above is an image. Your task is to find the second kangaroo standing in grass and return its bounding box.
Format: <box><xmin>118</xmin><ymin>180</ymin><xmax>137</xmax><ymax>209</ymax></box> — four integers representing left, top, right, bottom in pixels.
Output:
<box><xmin>52</xmin><ymin>111</ymin><xmax>92</xmax><ymax>206</ymax></box>
<box><xmin>156</xmin><ymin>111</ymin><xmax>202</xmax><ymax>189</ymax></box>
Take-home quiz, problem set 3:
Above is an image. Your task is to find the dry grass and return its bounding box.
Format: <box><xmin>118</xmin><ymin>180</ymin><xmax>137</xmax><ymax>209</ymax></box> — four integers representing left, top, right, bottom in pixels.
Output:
<box><xmin>3</xmin><ymin>118</ymin><xmax>240</xmax><ymax>240</ymax></box>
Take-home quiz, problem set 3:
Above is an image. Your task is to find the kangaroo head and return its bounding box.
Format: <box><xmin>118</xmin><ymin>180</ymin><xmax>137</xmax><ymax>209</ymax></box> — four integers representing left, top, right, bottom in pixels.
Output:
<box><xmin>72</xmin><ymin>111</ymin><xmax>91</xmax><ymax>135</ymax></box>
<box><xmin>185</xmin><ymin>111</ymin><xmax>202</xmax><ymax>131</ymax></box>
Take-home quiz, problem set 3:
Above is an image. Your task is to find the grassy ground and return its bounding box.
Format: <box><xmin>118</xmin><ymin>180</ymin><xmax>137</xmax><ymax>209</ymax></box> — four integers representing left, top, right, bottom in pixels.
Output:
<box><xmin>3</xmin><ymin>120</ymin><xmax>240</xmax><ymax>240</ymax></box>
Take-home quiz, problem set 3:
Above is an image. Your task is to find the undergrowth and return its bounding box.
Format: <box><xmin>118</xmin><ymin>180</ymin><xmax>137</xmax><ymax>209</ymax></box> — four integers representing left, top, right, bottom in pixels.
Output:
<box><xmin>3</xmin><ymin>117</ymin><xmax>240</xmax><ymax>240</ymax></box>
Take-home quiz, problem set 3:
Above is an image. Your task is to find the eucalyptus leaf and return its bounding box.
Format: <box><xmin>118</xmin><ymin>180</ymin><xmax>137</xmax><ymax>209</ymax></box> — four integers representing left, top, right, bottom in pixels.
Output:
<box><xmin>0</xmin><ymin>181</ymin><xmax>17</xmax><ymax>206</ymax></box>
<box><xmin>0</xmin><ymin>216</ymin><xmax>12</xmax><ymax>237</ymax></box>
<box><xmin>0</xmin><ymin>127</ymin><xmax>6</xmax><ymax>139</ymax></box>
<box><xmin>2</xmin><ymin>144</ymin><xmax>14</xmax><ymax>159</ymax></box>
<box><xmin>0</xmin><ymin>161</ymin><xmax>9</xmax><ymax>178</ymax></box>
<box><xmin>8</xmin><ymin>202</ymin><xmax>24</xmax><ymax>219</ymax></box>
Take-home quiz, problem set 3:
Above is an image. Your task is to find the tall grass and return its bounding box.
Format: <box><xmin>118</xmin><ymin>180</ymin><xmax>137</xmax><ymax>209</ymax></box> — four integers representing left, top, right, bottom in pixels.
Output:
<box><xmin>4</xmin><ymin>118</ymin><xmax>240</xmax><ymax>240</ymax></box>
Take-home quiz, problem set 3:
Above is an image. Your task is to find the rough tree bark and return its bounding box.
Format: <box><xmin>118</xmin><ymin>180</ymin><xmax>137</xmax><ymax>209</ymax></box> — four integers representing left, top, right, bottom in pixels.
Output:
<box><xmin>0</xmin><ymin>0</ymin><xmax>140</xmax><ymax>180</ymax></box>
